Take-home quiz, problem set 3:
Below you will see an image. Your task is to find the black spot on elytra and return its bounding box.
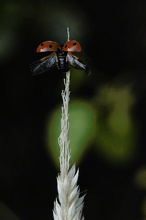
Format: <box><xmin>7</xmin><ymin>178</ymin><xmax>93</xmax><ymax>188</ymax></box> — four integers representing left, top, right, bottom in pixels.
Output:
<box><xmin>41</xmin><ymin>43</ymin><xmax>44</xmax><ymax>46</ymax></box>
<box><xmin>49</xmin><ymin>45</ymin><xmax>53</xmax><ymax>48</ymax></box>
<box><xmin>73</xmin><ymin>42</ymin><xmax>76</xmax><ymax>46</ymax></box>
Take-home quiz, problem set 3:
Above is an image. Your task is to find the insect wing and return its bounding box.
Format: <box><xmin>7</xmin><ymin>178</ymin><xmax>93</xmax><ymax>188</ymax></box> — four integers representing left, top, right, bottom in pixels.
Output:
<box><xmin>36</xmin><ymin>41</ymin><xmax>60</xmax><ymax>52</ymax></box>
<box><xmin>66</xmin><ymin>53</ymin><xmax>91</xmax><ymax>75</ymax></box>
<box><xmin>62</xmin><ymin>40</ymin><xmax>81</xmax><ymax>52</ymax></box>
<box><xmin>30</xmin><ymin>52</ymin><xmax>58</xmax><ymax>75</ymax></box>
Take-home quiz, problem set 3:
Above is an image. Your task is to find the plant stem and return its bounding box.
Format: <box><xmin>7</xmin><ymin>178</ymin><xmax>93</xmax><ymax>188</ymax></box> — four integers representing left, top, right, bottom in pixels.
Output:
<box><xmin>53</xmin><ymin>27</ymin><xmax>85</xmax><ymax>220</ymax></box>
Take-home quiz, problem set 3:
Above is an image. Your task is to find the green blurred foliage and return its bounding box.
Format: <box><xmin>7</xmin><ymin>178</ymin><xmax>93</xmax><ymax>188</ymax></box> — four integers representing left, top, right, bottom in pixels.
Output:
<box><xmin>134</xmin><ymin>167</ymin><xmax>146</xmax><ymax>190</ymax></box>
<box><xmin>134</xmin><ymin>167</ymin><xmax>146</xmax><ymax>219</ymax></box>
<box><xmin>142</xmin><ymin>198</ymin><xmax>146</xmax><ymax>219</ymax></box>
<box><xmin>94</xmin><ymin>84</ymin><xmax>137</xmax><ymax>165</ymax></box>
<box><xmin>45</xmin><ymin>81</ymin><xmax>137</xmax><ymax>167</ymax></box>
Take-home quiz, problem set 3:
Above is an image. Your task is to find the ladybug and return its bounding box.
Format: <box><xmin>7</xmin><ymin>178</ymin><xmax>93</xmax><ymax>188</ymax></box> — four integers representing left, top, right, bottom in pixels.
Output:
<box><xmin>30</xmin><ymin>40</ymin><xmax>91</xmax><ymax>76</ymax></box>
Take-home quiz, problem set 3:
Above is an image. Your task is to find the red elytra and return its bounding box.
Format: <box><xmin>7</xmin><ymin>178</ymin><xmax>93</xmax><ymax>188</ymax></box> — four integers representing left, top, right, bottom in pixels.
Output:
<box><xmin>36</xmin><ymin>41</ymin><xmax>60</xmax><ymax>52</ymax></box>
<box><xmin>36</xmin><ymin>40</ymin><xmax>81</xmax><ymax>53</ymax></box>
<box><xmin>62</xmin><ymin>40</ymin><xmax>81</xmax><ymax>52</ymax></box>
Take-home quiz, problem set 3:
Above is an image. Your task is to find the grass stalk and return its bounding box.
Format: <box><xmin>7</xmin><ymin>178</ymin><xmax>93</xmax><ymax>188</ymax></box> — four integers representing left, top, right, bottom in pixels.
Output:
<box><xmin>53</xmin><ymin>27</ymin><xmax>85</xmax><ymax>220</ymax></box>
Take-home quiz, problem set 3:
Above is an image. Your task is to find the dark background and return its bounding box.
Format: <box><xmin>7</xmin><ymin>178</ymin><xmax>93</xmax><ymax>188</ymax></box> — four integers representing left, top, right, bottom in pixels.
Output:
<box><xmin>0</xmin><ymin>0</ymin><xmax>146</xmax><ymax>219</ymax></box>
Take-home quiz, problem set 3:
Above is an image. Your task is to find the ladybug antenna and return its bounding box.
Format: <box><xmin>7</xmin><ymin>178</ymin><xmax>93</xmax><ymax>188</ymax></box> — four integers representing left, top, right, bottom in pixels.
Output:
<box><xmin>67</xmin><ymin>27</ymin><xmax>70</xmax><ymax>42</ymax></box>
